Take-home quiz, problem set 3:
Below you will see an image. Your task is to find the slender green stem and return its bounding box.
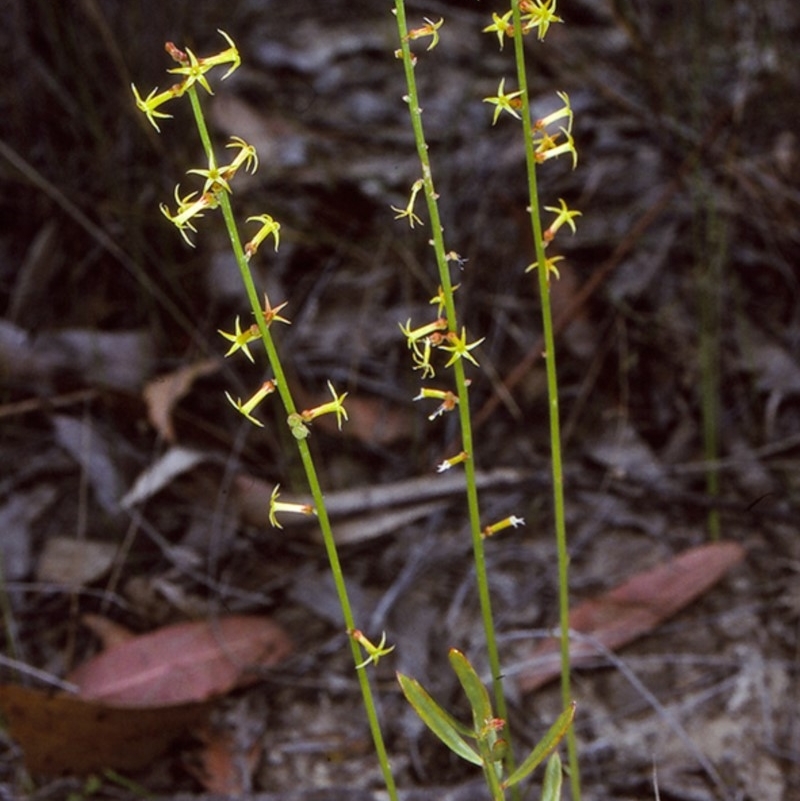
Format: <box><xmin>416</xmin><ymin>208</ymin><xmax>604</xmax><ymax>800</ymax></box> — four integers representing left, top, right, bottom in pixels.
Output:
<box><xmin>689</xmin><ymin>6</ymin><xmax>722</xmax><ymax>541</ymax></box>
<box><xmin>186</xmin><ymin>85</ymin><xmax>399</xmax><ymax>801</ymax></box>
<box><xmin>393</xmin><ymin>0</ymin><xmax>516</xmax><ymax>785</ymax></box>
<box><xmin>696</xmin><ymin>200</ymin><xmax>722</xmax><ymax>541</ymax></box>
<box><xmin>509</xmin><ymin>3</ymin><xmax>581</xmax><ymax>798</ymax></box>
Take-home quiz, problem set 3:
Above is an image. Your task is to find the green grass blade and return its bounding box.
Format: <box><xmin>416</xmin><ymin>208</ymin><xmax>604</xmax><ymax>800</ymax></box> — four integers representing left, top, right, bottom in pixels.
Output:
<box><xmin>503</xmin><ymin>702</ymin><xmax>575</xmax><ymax>789</ymax></box>
<box><xmin>541</xmin><ymin>753</ymin><xmax>564</xmax><ymax>801</ymax></box>
<box><xmin>448</xmin><ymin>649</ymin><xmax>494</xmax><ymax>731</ymax></box>
<box><xmin>397</xmin><ymin>673</ymin><xmax>482</xmax><ymax>766</ymax></box>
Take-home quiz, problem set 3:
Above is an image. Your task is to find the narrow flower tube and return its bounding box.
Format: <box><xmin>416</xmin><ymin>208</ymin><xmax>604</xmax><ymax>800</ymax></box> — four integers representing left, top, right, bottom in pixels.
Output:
<box><xmin>437</xmin><ymin>450</ymin><xmax>469</xmax><ymax>473</ymax></box>
<box><xmin>269</xmin><ymin>485</ymin><xmax>316</xmax><ymax>529</ymax></box>
<box><xmin>300</xmin><ymin>381</ymin><xmax>348</xmax><ymax>430</ymax></box>
<box><xmin>482</xmin><ymin>515</ymin><xmax>526</xmax><ymax>538</ymax></box>
<box><xmin>414</xmin><ymin>387</ymin><xmax>459</xmax><ymax>420</ymax></box>
<box><xmin>245</xmin><ymin>214</ymin><xmax>280</xmax><ymax>259</ymax></box>
<box><xmin>225</xmin><ymin>380</ymin><xmax>277</xmax><ymax>427</ymax></box>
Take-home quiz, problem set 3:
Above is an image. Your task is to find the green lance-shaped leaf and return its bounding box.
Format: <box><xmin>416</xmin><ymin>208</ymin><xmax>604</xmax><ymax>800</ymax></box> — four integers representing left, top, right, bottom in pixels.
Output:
<box><xmin>448</xmin><ymin>649</ymin><xmax>494</xmax><ymax>734</ymax></box>
<box><xmin>396</xmin><ymin>673</ymin><xmax>482</xmax><ymax>766</ymax></box>
<box><xmin>503</xmin><ymin>701</ymin><xmax>576</xmax><ymax>789</ymax></box>
<box><xmin>541</xmin><ymin>753</ymin><xmax>564</xmax><ymax>801</ymax></box>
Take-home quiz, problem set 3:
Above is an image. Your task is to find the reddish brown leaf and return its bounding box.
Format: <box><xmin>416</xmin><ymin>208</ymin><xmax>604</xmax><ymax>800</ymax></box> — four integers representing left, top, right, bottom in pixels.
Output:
<box><xmin>187</xmin><ymin>721</ymin><xmax>262</xmax><ymax>794</ymax></box>
<box><xmin>67</xmin><ymin>615</ymin><xmax>292</xmax><ymax>706</ymax></box>
<box><xmin>0</xmin><ymin>684</ymin><xmax>209</xmax><ymax>775</ymax></box>
<box><xmin>517</xmin><ymin>542</ymin><xmax>745</xmax><ymax>694</ymax></box>
<box><xmin>79</xmin><ymin>613</ymin><xmax>136</xmax><ymax>650</ymax></box>
<box><xmin>143</xmin><ymin>358</ymin><xmax>220</xmax><ymax>442</ymax></box>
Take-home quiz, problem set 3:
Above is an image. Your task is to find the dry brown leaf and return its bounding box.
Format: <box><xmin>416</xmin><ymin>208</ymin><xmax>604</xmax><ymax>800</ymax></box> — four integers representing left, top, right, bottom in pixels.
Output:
<box><xmin>67</xmin><ymin>615</ymin><xmax>292</xmax><ymax>706</ymax></box>
<box><xmin>0</xmin><ymin>684</ymin><xmax>209</xmax><ymax>775</ymax></box>
<box><xmin>143</xmin><ymin>358</ymin><xmax>220</xmax><ymax>442</ymax></box>
<box><xmin>36</xmin><ymin>537</ymin><xmax>117</xmax><ymax>587</ymax></box>
<box><xmin>79</xmin><ymin>613</ymin><xmax>136</xmax><ymax>650</ymax></box>
<box><xmin>187</xmin><ymin>721</ymin><xmax>262</xmax><ymax>795</ymax></box>
<box><xmin>516</xmin><ymin>541</ymin><xmax>745</xmax><ymax>694</ymax></box>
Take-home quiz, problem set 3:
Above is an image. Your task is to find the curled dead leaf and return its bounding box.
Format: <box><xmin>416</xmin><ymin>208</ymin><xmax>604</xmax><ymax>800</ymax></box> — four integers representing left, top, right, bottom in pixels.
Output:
<box><xmin>143</xmin><ymin>358</ymin><xmax>220</xmax><ymax>442</ymax></box>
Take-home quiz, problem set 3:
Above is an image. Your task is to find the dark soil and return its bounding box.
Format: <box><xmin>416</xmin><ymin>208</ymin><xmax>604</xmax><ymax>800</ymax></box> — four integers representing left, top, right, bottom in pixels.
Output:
<box><xmin>1</xmin><ymin>1</ymin><xmax>799</xmax><ymax>799</ymax></box>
